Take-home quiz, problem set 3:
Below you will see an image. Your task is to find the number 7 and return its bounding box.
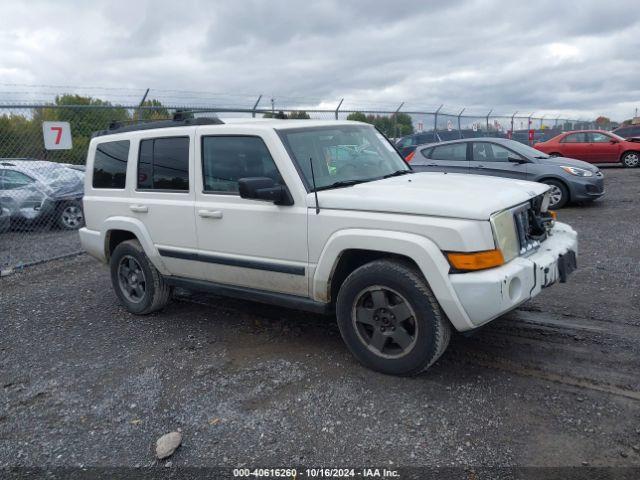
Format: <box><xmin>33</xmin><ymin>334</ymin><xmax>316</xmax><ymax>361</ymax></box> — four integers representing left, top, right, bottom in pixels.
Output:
<box><xmin>51</xmin><ymin>126</ymin><xmax>63</xmax><ymax>144</ymax></box>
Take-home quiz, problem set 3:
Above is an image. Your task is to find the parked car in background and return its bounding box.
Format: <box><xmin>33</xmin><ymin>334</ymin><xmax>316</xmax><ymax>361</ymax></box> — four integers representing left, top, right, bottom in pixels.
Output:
<box><xmin>0</xmin><ymin>159</ymin><xmax>85</xmax><ymax>230</ymax></box>
<box><xmin>534</xmin><ymin>130</ymin><xmax>640</xmax><ymax>167</ymax></box>
<box><xmin>395</xmin><ymin>132</ymin><xmax>440</xmax><ymax>158</ymax></box>
<box><xmin>409</xmin><ymin>138</ymin><xmax>604</xmax><ymax>209</ymax></box>
<box><xmin>0</xmin><ymin>199</ymin><xmax>10</xmax><ymax>233</ymax></box>
<box><xmin>611</xmin><ymin>124</ymin><xmax>640</xmax><ymax>140</ymax></box>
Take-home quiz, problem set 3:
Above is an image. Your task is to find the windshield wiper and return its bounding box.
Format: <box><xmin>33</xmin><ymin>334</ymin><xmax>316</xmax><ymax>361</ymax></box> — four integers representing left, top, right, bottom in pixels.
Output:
<box><xmin>382</xmin><ymin>169</ymin><xmax>412</xmax><ymax>179</ymax></box>
<box><xmin>314</xmin><ymin>179</ymin><xmax>374</xmax><ymax>191</ymax></box>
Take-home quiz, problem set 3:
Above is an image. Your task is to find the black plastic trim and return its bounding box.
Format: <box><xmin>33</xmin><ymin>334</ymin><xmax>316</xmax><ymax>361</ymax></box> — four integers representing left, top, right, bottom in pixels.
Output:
<box><xmin>165</xmin><ymin>276</ymin><xmax>330</xmax><ymax>314</ymax></box>
<box><xmin>158</xmin><ymin>248</ymin><xmax>305</xmax><ymax>276</ymax></box>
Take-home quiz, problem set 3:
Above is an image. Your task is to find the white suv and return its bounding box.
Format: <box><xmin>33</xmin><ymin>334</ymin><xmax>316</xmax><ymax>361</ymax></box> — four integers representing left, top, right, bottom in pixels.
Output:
<box><xmin>80</xmin><ymin>117</ymin><xmax>578</xmax><ymax>375</ymax></box>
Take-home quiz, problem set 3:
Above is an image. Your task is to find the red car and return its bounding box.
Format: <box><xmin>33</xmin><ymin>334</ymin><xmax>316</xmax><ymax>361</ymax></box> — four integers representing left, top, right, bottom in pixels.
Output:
<box><xmin>535</xmin><ymin>130</ymin><xmax>640</xmax><ymax>167</ymax></box>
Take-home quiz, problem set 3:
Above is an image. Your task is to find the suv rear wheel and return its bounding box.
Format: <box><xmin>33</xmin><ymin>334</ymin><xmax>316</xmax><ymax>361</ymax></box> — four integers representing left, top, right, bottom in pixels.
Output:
<box><xmin>110</xmin><ymin>239</ymin><xmax>172</xmax><ymax>314</ymax></box>
<box><xmin>336</xmin><ymin>259</ymin><xmax>451</xmax><ymax>376</ymax></box>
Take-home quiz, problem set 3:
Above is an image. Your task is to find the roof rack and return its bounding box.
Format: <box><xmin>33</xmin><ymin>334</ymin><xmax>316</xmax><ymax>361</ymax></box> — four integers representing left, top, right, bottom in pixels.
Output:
<box><xmin>92</xmin><ymin>113</ymin><xmax>224</xmax><ymax>138</ymax></box>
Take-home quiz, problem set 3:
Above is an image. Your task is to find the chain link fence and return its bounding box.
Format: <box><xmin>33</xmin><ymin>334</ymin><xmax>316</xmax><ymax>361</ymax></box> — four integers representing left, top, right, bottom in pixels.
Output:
<box><xmin>0</xmin><ymin>101</ymin><xmax>592</xmax><ymax>274</ymax></box>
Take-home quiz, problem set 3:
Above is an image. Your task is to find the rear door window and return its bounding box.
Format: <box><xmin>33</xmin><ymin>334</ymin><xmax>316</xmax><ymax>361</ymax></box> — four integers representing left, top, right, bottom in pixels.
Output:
<box><xmin>93</xmin><ymin>140</ymin><xmax>130</xmax><ymax>189</ymax></box>
<box><xmin>137</xmin><ymin>137</ymin><xmax>190</xmax><ymax>191</ymax></box>
<box><xmin>561</xmin><ymin>133</ymin><xmax>587</xmax><ymax>143</ymax></box>
<box><xmin>429</xmin><ymin>143</ymin><xmax>467</xmax><ymax>161</ymax></box>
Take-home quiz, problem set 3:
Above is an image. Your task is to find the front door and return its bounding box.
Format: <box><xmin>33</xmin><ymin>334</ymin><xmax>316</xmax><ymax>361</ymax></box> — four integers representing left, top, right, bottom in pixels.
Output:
<box><xmin>469</xmin><ymin>142</ymin><xmax>529</xmax><ymax>180</ymax></box>
<box><xmin>587</xmin><ymin>132</ymin><xmax>621</xmax><ymax>163</ymax></box>
<box><xmin>193</xmin><ymin>134</ymin><xmax>308</xmax><ymax>297</ymax></box>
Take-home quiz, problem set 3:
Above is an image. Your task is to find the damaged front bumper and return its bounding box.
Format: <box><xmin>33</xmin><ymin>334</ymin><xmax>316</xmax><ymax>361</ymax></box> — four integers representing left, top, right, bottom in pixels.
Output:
<box><xmin>448</xmin><ymin>222</ymin><xmax>578</xmax><ymax>329</ymax></box>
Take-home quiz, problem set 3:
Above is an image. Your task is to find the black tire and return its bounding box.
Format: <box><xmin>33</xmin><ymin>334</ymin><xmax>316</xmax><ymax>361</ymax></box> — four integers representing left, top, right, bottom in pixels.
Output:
<box><xmin>56</xmin><ymin>201</ymin><xmax>85</xmax><ymax>230</ymax></box>
<box><xmin>335</xmin><ymin>259</ymin><xmax>451</xmax><ymax>376</ymax></box>
<box><xmin>110</xmin><ymin>239</ymin><xmax>172</xmax><ymax>315</ymax></box>
<box><xmin>621</xmin><ymin>151</ymin><xmax>640</xmax><ymax>168</ymax></box>
<box><xmin>541</xmin><ymin>179</ymin><xmax>569</xmax><ymax>209</ymax></box>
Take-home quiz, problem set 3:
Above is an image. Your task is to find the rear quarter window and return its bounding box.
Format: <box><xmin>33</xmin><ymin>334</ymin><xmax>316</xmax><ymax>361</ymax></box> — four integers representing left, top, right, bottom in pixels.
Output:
<box><xmin>92</xmin><ymin>140</ymin><xmax>130</xmax><ymax>189</ymax></box>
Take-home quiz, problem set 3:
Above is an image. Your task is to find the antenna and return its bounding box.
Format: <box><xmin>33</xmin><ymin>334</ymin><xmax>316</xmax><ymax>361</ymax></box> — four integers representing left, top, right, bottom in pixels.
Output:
<box><xmin>309</xmin><ymin>157</ymin><xmax>320</xmax><ymax>214</ymax></box>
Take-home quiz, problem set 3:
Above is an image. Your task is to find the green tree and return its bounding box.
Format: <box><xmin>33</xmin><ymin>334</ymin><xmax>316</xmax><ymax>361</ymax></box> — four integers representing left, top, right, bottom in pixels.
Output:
<box><xmin>346</xmin><ymin>111</ymin><xmax>413</xmax><ymax>137</ymax></box>
<box><xmin>263</xmin><ymin>110</ymin><xmax>309</xmax><ymax>119</ymax></box>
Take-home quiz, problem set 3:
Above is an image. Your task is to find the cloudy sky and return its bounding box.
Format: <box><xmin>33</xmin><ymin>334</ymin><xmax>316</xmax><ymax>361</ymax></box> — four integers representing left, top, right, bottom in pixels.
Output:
<box><xmin>1</xmin><ymin>0</ymin><xmax>638</xmax><ymax>120</ymax></box>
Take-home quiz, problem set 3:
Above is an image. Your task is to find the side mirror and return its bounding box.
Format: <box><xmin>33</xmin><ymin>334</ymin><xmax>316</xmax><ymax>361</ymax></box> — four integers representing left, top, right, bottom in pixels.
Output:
<box><xmin>238</xmin><ymin>177</ymin><xmax>293</xmax><ymax>206</ymax></box>
<box><xmin>508</xmin><ymin>156</ymin><xmax>527</xmax><ymax>164</ymax></box>
<box><xmin>609</xmin><ymin>139</ymin><xmax>619</xmax><ymax>144</ymax></box>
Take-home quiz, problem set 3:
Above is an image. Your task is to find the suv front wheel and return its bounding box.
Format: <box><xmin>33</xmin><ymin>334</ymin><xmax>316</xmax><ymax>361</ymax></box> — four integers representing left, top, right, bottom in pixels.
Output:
<box><xmin>110</xmin><ymin>239</ymin><xmax>172</xmax><ymax>315</ymax></box>
<box><xmin>336</xmin><ymin>259</ymin><xmax>451</xmax><ymax>376</ymax></box>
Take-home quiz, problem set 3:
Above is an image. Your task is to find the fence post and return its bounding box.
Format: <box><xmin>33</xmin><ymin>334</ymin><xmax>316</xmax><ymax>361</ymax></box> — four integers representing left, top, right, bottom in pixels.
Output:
<box><xmin>334</xmin><ymin>98</ymin><xmax>344</xmax><ymax>120</ymax></box>
<box><xmin>457</xmin><ymin>108</ymin><xmax>465</xmax><ymax>139</ymax></box>
<box><xmin>485</xmin><ymin>109</ymin><xmax>493</xmax><ymax>134</ymax></box>
<box><xmin>135</xmin><ymin>88</ymin><xmax>149</xmax><ymax>122</ymax></box>
<box><xmin>510</xmin><ymin>111</ymin><xmax>518</xmax><ymax>138</ymax></box>
<box><xmin>251</xmin><ymin>95</ymin><xmax>262</xmax><ymax>118</ymax></box>
<box><xmin>434</xmin><ymin>104</ymin><xmax>443</xmax><ymax>134</ymax></box>
<box><xmin>393</xmin><ymin>102</ymin><xmax>404</xmax><ymax>138</ymax></box>
<box><xmin>555</xmin><ymin>116</ymin><xmax>560</xmax><ymax>129</ymax></box>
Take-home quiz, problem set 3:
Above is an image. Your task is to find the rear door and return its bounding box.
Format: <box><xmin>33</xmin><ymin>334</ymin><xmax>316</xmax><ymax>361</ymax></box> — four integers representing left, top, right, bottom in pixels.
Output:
<box><xmin>468</xmin><ymin>142</ymin><xmax>528</xmax><ymax>179</ymax></box>
<box><xmin>412</xmin><ymin>142</ymin><xmax>469</xmax><ymax>173</ymax></box>
<box><xmin>587</xmin><ymin>132</ymin><xmax>621</xmax><ymax>163</ymax></box>
<box><xmin>559</xmin><ymin>132</ymin><xmax>589</xmax><ymax>160</ymax></box>
<box><xmin>128</xmin><ymin>131</ymin><xmax>201</xmax><ymax>279</ymax></box>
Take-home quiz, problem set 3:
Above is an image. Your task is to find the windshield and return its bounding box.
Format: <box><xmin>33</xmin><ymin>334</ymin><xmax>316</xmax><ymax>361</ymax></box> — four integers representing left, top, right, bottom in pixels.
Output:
<box><xmin>279</xmin><ymin>125</ymin><xmax>410</xmax><ymax>191</ymax></box>
<box><xmin>507</xmin><ymin>141</ymin><xmax>550</xmax><ymax>159</ymax></box>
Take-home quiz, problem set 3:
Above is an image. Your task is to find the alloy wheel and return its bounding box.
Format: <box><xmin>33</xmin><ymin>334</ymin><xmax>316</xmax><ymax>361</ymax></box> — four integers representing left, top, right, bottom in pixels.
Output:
<box><xmin>117</xmin><ymin>255</ymin><xmax>147</xmax><ymax>303</ymax></box>
<box><xmin>61</xmin><ymin>205</ymin><xmax>84</xmax><ymax>229</ymax></box>
<box><xmin>548</xmin><ymin>185</ymin><xmax>563</xmax><ymax>208</ymax></box>
<box><xmin>623</xmin><ymin>153</ymin><xmax>639</xmax><ymax>167</ymax></box>
<box><xmin>351</xmin><ymin>286</ymin><xmax>418</xmax><ymax>359</ymax></box>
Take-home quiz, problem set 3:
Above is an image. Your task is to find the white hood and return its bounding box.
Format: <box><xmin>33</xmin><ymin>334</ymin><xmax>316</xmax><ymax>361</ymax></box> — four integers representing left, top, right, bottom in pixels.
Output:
<box><xmin>312</xmin><ymin>172</ymin><xmax>549</xmax><ymax>220</ymax></box>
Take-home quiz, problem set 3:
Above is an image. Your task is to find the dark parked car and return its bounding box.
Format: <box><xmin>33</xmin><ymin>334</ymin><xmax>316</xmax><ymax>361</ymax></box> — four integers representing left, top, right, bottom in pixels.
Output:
<box><xmin>0</xmin><ymin>159</ymin><xmax>85</xmax><ymax>230</ymax></box>
<box><xmin>410</xmin><ymin>138</ymin><xmax>604</xmax><ymax>208</ymax></box>
<box><xmin>395</xmin><ymin>132</ymin><xmax>441</xmax><ymax>158</ymax></box>
<box><xmin>611</xmin><ymin>124</ymin><xmax>640</xmax><ymax>140</ymax></box>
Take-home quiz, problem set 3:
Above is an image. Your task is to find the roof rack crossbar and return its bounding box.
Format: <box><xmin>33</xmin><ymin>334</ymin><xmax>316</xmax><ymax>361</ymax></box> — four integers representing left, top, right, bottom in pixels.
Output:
<box><xmin>92</xmin><ymin>115</ymin><xmax>224</xmax><ymax>138</ymax></box>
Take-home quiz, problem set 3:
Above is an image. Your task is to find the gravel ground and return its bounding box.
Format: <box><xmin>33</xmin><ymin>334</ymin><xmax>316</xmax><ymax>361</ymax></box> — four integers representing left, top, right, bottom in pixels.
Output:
<box><xmin>1</xmin><ymin>167</ymin><xmax>639</xmax><ymax>473</ymax></box>
<box><xmin>0</xmin><ymin>228</ymin><xmax>82</xmax><ymax>272</ymax></box>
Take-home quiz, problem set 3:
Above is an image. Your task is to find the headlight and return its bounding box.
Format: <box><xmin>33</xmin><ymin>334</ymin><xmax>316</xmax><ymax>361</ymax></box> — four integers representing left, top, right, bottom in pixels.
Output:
<box><xmin>561</xmin><ymin>166</ymin><xmax>593</xmax><ymax>177</ymax></box>
<box><xmin>490</xmin><ymin>209</ymin><xmax>519</xmax><ymax>263</ymax></box>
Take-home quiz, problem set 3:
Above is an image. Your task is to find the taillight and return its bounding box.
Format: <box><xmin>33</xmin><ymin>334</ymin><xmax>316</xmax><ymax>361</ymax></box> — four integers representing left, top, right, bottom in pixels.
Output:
<box><xmin>405</xmin><ymin>151</ymin><xmax>415</xmax><ymax>162</ymax></box>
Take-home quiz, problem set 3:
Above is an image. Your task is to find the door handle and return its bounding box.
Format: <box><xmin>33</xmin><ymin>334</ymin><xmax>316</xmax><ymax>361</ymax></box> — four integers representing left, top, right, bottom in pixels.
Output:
<box><xmin>426</xmin><ymin>164</ymin><xmax>438</xmax><ymax>167</ymax></box>
<box><xmin>198</xmin><ymin>209</ymin><xmax>223</xmax><ymax>219</ymax></box>
<box><xmin>476</xmin><ymin>164</ymin><xmax>486</xmax><ymax>168</ymax></box>
<box><xmin>129</xmin><ymin>205</ymin><xmax>148</xmax><ymax>213</ymax></box>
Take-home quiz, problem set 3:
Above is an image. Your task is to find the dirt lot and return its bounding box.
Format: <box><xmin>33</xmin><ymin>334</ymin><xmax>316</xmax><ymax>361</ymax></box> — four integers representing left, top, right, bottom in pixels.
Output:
<box><xmin>1</xmin><ymin>168</ymin><xmax>639</xmax><ymax>473</ymax></box>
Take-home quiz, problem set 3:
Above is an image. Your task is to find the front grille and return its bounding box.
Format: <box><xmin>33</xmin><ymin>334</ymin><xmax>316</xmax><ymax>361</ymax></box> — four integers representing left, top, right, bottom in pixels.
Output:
<box><xmin>513</xmin><ymin>197</ymin><xmax>554</xmax><ymax>255</ymax></box>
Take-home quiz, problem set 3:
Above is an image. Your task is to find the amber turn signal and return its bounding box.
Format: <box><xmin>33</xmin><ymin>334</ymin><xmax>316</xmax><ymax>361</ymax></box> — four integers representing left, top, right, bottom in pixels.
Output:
<box><xmin>549</xmin><ymin>210</ymin><xmax>557</xmax><ymax>220</ymax></box>
<box><xmin>447</xmin><ymin>249</ymin><xmax>505</xmax><ymax>271</ymax></box>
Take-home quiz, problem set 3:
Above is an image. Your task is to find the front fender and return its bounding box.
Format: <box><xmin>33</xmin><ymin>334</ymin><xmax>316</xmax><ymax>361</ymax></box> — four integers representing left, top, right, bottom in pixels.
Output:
<box><xmin>312</xmin><ymin>229</ymin><xmax>475</xmax><ymax>331</ymax></box>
